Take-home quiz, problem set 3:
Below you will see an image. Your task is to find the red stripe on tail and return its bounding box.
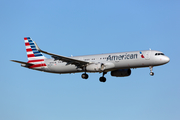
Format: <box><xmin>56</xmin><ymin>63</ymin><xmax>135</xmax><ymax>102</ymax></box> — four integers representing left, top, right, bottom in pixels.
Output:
<box><xmin>25</xmin><ymin>43</ymin><xmax>30</xmax><ymax>46</ymax></box>
<box><xmin>28</xmin><ymin>59</ymin><xmax>44</xmax><ymax>63</ymax></box>
<box><xmin>27</xmin><ymin>54</ymin><xmax>35</xmax><ymax>58</ymax></box>
<box><xmin>26</xmin><ymin>48</ymin><xmax>33</xmax><ymax>52</ymax></box>
<box><xmin>29</xmin><ymin>63</ymin><xmax>47</xmax><ymax>68</ymax></box>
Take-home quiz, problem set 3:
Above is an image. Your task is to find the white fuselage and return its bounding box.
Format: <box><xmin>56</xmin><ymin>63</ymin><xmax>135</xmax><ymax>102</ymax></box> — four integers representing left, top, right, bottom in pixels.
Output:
<box><xmin>36</xmin><ymin>50</ymin><xmax>169</xmax><ymax>74</ymax></box>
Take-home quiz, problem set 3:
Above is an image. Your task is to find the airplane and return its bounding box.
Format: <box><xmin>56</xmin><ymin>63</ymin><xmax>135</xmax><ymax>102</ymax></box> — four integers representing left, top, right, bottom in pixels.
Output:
<box><xmin>11</xmin><ymin>37</ymin><xmax>170</xmax><ymax>82</ymax></box>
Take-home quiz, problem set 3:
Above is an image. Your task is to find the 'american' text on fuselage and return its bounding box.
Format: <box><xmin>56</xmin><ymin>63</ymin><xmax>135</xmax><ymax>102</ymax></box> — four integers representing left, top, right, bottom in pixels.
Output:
<box><xmin>107</xmin><ymin>53</ymin><xmax>138</xmax><ymax>61</ymax></box>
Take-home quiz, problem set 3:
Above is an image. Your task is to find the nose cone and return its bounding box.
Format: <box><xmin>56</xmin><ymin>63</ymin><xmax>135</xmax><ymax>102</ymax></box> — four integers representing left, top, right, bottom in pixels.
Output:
<box><xmin>163</xmin><ymin>56</ymin><xmax>170</xmax><ymax>63</ymax></box>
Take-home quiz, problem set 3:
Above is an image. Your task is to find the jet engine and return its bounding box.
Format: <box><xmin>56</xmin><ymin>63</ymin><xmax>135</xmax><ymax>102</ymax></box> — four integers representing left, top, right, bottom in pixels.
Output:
<box><xmin>111</xmin><ymin>69</ymin><xmax>131</xmax><ymax>77</ymax></box>
<box><xmin>86</xmin><ymin>63</ymin><xmax>105</xmax><ymax>72</ymax></box>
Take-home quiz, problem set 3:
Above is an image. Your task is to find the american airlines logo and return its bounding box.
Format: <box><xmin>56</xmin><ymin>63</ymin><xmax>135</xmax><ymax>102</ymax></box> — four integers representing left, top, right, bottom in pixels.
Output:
<box><xmin>107</xmin><ymin>53</ymin><xmax>138</xmax><ymax>61</ymax></box>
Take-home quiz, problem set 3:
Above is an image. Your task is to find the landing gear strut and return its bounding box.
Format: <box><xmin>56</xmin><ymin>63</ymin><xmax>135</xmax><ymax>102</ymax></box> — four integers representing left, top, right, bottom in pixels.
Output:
<box><xmin>81</xmin><ymin>66</ymin><xmax>89</xmax><ymax>79</ymax></box>
<box><xmin>149</xmin><ymin>66</ymin><xmax>154</xmax><ymax>76</ymax></box>
<box><xmin>99</xmin><ymin>72</ymin><xmax>107</xmax><ymax>82</ymax></box>
<box><xmin>81</xmin><ymin>73</ymin><xmax>89</xmax><ymax>79</ymax></box>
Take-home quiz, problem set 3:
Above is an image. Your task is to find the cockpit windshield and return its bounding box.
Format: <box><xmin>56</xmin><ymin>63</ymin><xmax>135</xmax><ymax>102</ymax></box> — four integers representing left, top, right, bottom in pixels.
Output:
<box><xmin>155</xmin><ymin>53</ymin><xmax>165</xmax><ymax>56</ymax></box>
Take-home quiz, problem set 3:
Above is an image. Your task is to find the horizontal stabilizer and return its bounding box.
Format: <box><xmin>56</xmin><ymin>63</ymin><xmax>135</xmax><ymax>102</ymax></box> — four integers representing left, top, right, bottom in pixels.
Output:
<box><xmin>11</xmin><ymin>60</ymin><xmax>33</xmax><ymax>66</ymax></box>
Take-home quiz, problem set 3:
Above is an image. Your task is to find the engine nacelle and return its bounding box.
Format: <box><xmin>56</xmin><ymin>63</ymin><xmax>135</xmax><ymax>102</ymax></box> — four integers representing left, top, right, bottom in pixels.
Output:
<box><xmin>111</xmin><ymin>69</ymin><xmax>131</xmax><ymax>77</ymax></box>
<box><xmin>86</xmin><ymin>63</ymin><xmax>105</xmax><ymax>72</ymax></box>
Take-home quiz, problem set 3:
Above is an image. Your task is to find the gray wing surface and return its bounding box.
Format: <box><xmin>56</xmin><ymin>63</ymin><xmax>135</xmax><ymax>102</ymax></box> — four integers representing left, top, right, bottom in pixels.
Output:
<box><xmin>34</xmin><ymin>41</ymin><xmax>89</xmax><ymax>67</ymax></box>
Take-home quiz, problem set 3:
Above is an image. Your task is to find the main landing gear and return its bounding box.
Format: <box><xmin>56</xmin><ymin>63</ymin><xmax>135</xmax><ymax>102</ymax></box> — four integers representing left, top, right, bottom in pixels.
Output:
<box><xmin>149</xmin><ymin>66</ymin><xmax>154</xmax><ymax>76</ymax></box>
<box><xmin>99</xmin><ymin>72</ymin><xmax>107</xmax><ymax>82</ymax></box>
<box><xmin>81</xmin><ymin>72</ymin><xmax>107</xmax><ymax>82</ymax></box>
<box><xmin>81</xmin><ymin>73</ymin><xmax>89</xmax><ymax>79</ymax></box>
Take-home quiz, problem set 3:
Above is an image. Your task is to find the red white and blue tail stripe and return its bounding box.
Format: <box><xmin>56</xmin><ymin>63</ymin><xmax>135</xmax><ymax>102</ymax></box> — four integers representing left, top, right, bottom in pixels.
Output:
<box><xmin>24</xmin><ymin>37</ymin><xmax>47</xmax><ymax>68</ymax></box>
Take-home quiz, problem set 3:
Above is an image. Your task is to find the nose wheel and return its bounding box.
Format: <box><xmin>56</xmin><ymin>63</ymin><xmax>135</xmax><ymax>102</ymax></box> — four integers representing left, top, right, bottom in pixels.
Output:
<box><xmin>149</xmin><ymin>66</ymin><xmax>154</xmax><ymax>76</ymax></box>
<box><xmin>150</xmin><ymin>72</ymin><xmax>154</xmax><ymax>76</ymax></box>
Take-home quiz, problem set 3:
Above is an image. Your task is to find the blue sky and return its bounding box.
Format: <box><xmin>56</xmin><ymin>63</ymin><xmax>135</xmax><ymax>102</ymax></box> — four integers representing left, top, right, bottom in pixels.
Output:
<box><xmin>0</xmin><ymin>0</ymin><xmax>180</xmax><ymax>120</ymax></box>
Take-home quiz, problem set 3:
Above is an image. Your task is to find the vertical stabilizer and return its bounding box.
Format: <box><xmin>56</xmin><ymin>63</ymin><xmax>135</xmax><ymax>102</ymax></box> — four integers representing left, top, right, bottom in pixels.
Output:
<box><xmin>24</xmin><ymin>37</ymin><xmax>47</xmax><ymax>68</ymax></box>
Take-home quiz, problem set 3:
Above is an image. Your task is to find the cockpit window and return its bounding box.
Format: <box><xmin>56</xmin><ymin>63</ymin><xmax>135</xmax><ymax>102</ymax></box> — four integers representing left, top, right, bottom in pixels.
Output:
<box><xmin>155</xmin><ymin>53</ymin><xmax>165</xmax><ymax>56</ymax></box>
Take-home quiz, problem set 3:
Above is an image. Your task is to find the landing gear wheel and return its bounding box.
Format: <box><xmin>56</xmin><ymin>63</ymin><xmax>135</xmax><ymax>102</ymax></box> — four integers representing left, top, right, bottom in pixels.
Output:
<box><xmin>149</xmin><ymin>66</ymin><xmax>154</xmax><ymax>76</ymax></box>
<box><xmin>81</xmin><ymin>73</ymin><xmax>88</xmax><ymax>79</ymax></box>
<box><xmin>99</xmin><ymin>77</ymin><xmax>106</xmax><ymax>82</ymax></box>
<box><xmin>150</xmin><ymin>72</ymin><xmax>154</xmax><ymax>76</ymax></box>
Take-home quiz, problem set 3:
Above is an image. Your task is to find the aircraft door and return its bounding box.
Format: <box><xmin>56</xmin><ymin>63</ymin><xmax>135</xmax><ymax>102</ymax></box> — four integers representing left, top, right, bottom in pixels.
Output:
<box><xmin>145</xmin><ymin>51</ymin><xmax>151</xmax><ymax>60</ymax></box>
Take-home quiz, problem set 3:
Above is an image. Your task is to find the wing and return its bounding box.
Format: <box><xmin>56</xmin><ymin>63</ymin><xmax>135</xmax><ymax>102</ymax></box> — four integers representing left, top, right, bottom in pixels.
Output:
<box><xmin>34</xmin><ymin>41</ymin><xmax>89</xmax><ymax>67</ymax></box>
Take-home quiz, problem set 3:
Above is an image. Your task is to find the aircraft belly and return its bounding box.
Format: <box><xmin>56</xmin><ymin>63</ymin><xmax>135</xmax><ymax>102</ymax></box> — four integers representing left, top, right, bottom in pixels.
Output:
<box><xmin>47</xmin><ymin>64</ymin><xmax>80</xmax><ymax>73</ymax></box>
<box><xmin>112</xmin><ymin>59</ymin><xmax>138</xmax><ymax>68</ymax></box>
<box><xmin>113</xmin><ymin>59</ymin><xmax>155</xmax><ymax>69</ymax></box>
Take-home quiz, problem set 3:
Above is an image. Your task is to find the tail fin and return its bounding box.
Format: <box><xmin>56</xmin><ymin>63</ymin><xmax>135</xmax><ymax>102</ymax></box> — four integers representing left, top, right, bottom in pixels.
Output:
<box><xmin>24</xmin><ymin>37</ymin><xmax>47</xmax><ymax>68</ymax></box>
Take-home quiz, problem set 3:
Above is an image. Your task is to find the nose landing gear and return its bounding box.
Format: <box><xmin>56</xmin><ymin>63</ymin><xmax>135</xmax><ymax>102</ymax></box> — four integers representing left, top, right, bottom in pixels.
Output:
<box><xmin>149</xmin><ymin>66</ymin><xmax>154</xmax><ymax>76</ymax></box>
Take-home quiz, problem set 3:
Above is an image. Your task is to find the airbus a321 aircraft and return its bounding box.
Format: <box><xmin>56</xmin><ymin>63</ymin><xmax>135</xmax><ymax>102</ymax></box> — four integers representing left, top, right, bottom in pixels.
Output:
<box><xmin>11</xmin><ymin>37</ymin><xmax>170</xmax><ymax>82</ymax></box>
